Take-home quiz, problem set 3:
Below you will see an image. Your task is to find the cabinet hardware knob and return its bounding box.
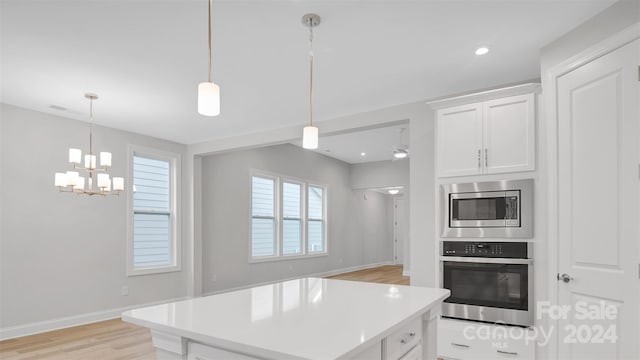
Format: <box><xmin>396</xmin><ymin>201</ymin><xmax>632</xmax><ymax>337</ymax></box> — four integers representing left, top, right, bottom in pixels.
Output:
<box><xmin>400</xmin><ymin>332</ymin><xmax>417</xmax><ymax>344</ymax></box>
<box><xmin>477</xmin><ymin>149</ymin><xmax>481</xmax><ymax>168</ymax></box>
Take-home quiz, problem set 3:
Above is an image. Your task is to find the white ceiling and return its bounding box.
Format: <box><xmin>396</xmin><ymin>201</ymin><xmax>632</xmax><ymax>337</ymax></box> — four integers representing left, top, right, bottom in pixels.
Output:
<box><xmin>292</xmin><ymin>123</ymin><xmax>409</xmax><ymax>164</ymax></box>
<box><xmin>0</xmin><ymin>0</ymin><xmax>614</xmax><ymax>144</ymax></box>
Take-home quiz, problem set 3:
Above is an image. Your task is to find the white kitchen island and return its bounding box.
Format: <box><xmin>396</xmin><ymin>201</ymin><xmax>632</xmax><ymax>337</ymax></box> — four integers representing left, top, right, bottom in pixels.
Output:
<box><xmin>122</xmin><ymin>277</ymin><xmax>450</xmax><ymax>360</ymax></box>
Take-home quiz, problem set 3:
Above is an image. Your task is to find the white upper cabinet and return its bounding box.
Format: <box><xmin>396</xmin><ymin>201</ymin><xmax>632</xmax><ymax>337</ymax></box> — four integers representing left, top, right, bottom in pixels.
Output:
<box><xmin>436</xmin><ymin>102</ymin><xmax>483</xmax><ymax>177</ymax></box>
<box><xmin>432</xmin><ymin>84</ymin><xmax>538</xmax><ymax>178</ymax></box>
<box><xmin>482</xmin><ymin>94</ymin><xmax>535</xmax><ymax>174</ymax></box>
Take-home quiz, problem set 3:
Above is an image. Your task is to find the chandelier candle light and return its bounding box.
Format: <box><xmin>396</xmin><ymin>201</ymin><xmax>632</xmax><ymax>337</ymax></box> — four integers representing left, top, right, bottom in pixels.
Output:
<box><xmin>301</xmin><ymin>13</ymin><xmax>321</xmax><ymax>150</ymax></box>
<box><xmin>197</xmin><ymin>0</ymin><xmax>220</xmax><ymax>116</ymax></box>
<box><xmin>54</xmin><ymin>93</ymin><xmax>124</xmax><ymax>196</ymax></box>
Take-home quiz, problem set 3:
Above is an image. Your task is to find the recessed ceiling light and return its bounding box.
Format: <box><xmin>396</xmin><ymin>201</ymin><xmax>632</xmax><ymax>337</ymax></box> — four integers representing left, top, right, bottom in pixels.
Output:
<box><xmin>475</xmin><ymin>47</ymin><xmax>489</xmax><ymax>56</ymax></box>
<box><xmin>388</xmin><ymin>189</ymin><xmax>400</xmax><ymax>195</ymax></box>
<box><xmin>360</xmin><ymin>152</ymin><xmax>366</xmax><ymax>156</ymax></box>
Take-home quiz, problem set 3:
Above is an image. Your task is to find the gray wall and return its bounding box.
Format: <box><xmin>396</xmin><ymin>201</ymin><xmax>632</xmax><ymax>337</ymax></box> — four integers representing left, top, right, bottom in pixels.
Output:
<box><xmin>350</xmin><ymin>160</ymin><xmax>409</xmax><ymax>190</ymax></box>
<box><xmin>0</xmin><ymin>104</ymin><xmax>188</xmax><ymax>329</ymax></box>
<box><xmin>540</xmin><ymin>0</ymin><xmax>640</xmax><ymax>71</ymax></box>
<box><xmin>405</xmin><ymin>103</ymin><xmax>435</xmax><ymax>287</ymax></box>
<box><xmin>200</xmin><ymin>144</ymin><xmax>394</xmax><ymax>294</ymax></box>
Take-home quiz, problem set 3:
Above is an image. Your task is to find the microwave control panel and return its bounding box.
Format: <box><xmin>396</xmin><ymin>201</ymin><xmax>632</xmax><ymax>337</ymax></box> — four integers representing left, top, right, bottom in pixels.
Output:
<box><xmin>442</xmin><ymin>241</ymin><xmax>529</xmax><ymax>258</ymax></box>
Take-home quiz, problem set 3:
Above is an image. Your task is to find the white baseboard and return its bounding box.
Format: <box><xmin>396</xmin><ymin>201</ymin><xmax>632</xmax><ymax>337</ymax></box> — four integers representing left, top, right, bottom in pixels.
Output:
<box><xmin>201</xmin><ymin>261</ymin><xmax>394</xmax><ymax>297</ymax></box>
<box><xmin>0</xmin><ymin>296</ymin><xmax>189</xmax><ymax>341</ymax></box>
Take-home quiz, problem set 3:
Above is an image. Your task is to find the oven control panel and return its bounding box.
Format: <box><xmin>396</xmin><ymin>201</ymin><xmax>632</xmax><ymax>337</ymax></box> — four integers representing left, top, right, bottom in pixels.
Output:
<box><xmin>442</xmin><ymin>241</ymin><xmax>529</xmax><ymax>258</ymax></box>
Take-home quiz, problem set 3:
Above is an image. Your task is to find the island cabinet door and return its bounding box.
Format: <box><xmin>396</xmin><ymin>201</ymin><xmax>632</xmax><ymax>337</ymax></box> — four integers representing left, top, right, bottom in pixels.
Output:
<box><xmin>188</xmin><ymin>342</ymin><xmax>261</xmax><ymax>360</ymax></box>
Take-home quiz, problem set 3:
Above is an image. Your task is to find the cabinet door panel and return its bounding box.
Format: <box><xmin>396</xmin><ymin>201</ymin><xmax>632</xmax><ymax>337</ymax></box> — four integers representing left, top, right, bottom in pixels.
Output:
<box><xmin>437</xmin><ymin>103</ymin><xmax>483</xmax><ymax>177</ymax></box>
<box><xmin>483</xmin><ymin>94</ymin><xmax>535</xmax><ymax>174</ymax></box>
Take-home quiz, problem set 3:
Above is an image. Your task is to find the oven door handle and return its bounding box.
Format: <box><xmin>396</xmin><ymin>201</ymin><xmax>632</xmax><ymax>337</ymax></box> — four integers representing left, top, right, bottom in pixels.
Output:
<box><xmin>440</xmin><ymin>256</ymin><xmax>533</xmax><ymax>264</ymax></box>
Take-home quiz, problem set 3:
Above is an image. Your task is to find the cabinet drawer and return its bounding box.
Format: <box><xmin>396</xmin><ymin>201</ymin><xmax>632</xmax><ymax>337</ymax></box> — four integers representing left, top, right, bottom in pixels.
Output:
<box><xmin>437</xmin><ymin>321</ymin><xmax>476</xmax><ymax>360</ymax></box>
<box><xmin>437</xmin><ymin>318</ymin><xmax>535</xmax><ymax>360</ymax></box>
<box><xmin>386</xmin><ymin>317</ymin><xmax>422</xmax><ymax>360</ymax></box>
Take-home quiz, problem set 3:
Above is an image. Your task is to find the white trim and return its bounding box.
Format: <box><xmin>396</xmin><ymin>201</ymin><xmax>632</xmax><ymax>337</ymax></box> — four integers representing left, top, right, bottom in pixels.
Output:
<box><xmin>201</xmin><ymin>261</ymin><xmax>394</xmax><ymax>297</ymax></box>
<box><xmin>281</xmin><ymin>179</ymin><xmax>305</xmax><ymax>256</ymax></box>
<box><xmin>249</xmin><ymin>172</ymin><xmax>279</xmax><ymax>259</ymax></box>
<box><xmin>307</xmin><ymin>183</ymin><xmax>328</xmax><ymax>255</ymax></box>
<box><xmin>0</xmin><ymin>296</ymin><xmax>189</xmax><ymax>341</ymax></box>
<box><xmin>249</xmin><ymin>169</ymin><xmax>329</xmax><ymax>262</ymax></box>
<box><xmin>426</xmin><ymin>83</ymin><xmax>541</xmax><ymax>110</ymax></box>
<box><xmin>127</xmin><ymin>144</ymin><xmax>183</xmax><ymax>276</ymax></box>
<box><xmin>542</xmin><ymin>22</ymin><xmax>640</xmax><ymax>360</ymax></box>
<box><xmin>402</xmin><ymin>270</ymin><xmax>410</xmax><ymax>277</ymax></box>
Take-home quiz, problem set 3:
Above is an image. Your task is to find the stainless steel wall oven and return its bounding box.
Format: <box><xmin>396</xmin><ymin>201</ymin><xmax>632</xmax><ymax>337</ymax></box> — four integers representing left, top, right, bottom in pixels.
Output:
<box><xmin>440</xmin><ymin>241</ymin><xmax>533</xmax><ymax>327</ymax></box>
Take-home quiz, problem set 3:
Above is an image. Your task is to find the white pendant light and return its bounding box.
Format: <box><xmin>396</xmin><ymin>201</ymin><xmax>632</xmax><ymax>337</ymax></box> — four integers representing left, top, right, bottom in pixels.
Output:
<box><xmin>301</xmin><ymin>14</ymin><xmax>321</xmax><ymax>150</ymax></box>
<box><xmin>198</xmin><ymin>0</ymin><xmax>220</xmax><ymax>116</ymax></box>
<box><xmin>302</xmin><ymin>126</ymin><xmax>318</xmax><ymax>149</ymax></box>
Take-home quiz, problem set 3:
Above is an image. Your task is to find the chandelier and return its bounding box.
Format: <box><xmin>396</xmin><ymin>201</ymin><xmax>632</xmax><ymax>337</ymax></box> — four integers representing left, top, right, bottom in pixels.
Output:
<box><xmin>54</xmin><ymin>93</ymin><xmax>124</xmax><ymax>196</ymax></box>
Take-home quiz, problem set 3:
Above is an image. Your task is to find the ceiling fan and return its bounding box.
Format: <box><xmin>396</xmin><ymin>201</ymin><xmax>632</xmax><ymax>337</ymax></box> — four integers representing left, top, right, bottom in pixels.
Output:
<box><xmin>391</xmin><ymin>128</ymin><xmax>409</xmax><ymax>161</ymax></box>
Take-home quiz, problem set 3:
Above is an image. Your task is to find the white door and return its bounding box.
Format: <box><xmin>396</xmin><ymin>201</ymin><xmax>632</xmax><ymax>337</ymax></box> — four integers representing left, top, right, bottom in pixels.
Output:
<box><xmin>483</xmin><ymin>94</ymin><xmax>535</xmax><ymax>174</ymax></box>
<box><xmin>436</xmin><ymin>103</ymin><xmax>483</xmax><ymax>177</ymax></box>
<box><xmin>556</xmin><ymin>39</ymin><xmax>639</xmax><ymax>360</ymax></box>
<box><xmin>394</xmin><ymin>197</ymin><xmax>408</xmax><ymax>266</ymax></box>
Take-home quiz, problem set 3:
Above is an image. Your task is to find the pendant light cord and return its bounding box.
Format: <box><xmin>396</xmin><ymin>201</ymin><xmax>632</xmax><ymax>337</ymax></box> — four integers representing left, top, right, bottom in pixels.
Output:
<box><xmin>308</xmin><ymin>19</ymin><xmax>314</xmax><ymax>127</ymax></box>
<box><xmin>208</xmin><ymin>0</ymin><xmax>212</xmax><ymax>83</ymax></box>
<box><xmin>89</xmin><ymin>97</ymin><xmax>94</xmax><ymax>156</ymax></box>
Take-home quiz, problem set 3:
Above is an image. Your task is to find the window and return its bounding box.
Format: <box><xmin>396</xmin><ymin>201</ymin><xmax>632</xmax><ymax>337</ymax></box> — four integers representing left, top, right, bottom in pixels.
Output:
<box><xmin>251</xmin><ymin>176</ymin><xmax>276</xmax><ymax>257</ymax></box>
<box><xmin>282</xmin><ymin>181</ymin><xmax>302</xmax><ymax>255</ymax></box>
<box><xmin>251</xmin><ymin>172</ymin><xmax>326</xmax><ymax>261</ymax></box>
<box><xmin>307</xmin><ymin>186</ymin><xmax>324</xmax><ymax>253</ymax></box>
<box><xmin>128</xmin><ymin>146</ymin><xmax>180</xmax><ymax>276</ymax></box>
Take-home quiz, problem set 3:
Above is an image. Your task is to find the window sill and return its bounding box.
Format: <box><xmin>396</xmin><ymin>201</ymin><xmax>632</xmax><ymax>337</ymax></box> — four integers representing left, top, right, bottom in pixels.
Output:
<box><xmin>127</xmin><ymin>264</ymin><xmax>181</xmax><ymax>277</ymax></box>
<box><xmin>249</xmin><ymin>252</ymin><xmax>328</xmax><ymax>264</ymax></box>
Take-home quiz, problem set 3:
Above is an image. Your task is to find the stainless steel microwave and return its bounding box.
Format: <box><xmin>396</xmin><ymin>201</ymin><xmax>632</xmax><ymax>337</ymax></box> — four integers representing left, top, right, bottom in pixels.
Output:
<box><xmin>441</xmin><ymin>179</ymin><xmax>533</xmax><ymax>238</ymax></box>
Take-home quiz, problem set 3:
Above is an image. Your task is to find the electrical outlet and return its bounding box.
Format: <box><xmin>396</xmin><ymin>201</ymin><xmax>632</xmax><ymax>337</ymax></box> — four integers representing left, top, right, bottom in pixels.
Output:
<box><xmin>339</xmin><ymin>258</ymin><xmax>343</xmax><ymax>264</ymax></box>
<box><xmin>289</xmin><ymin>265</ymin><xmax>293</xmax><ymax>270</ymax></box>
<box><xmin>121</xmin><ymin>286</ymin><xmax>129</xmax><ymax>296</ymax></box>
<box><xmin>212</xmin><ymin>274</ymin><xmax>217</xmax><ymax>282</ymax></box>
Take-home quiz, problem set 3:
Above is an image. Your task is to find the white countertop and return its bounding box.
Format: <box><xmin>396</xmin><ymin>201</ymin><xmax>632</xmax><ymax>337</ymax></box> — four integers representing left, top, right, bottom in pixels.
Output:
<box><xmin>122</xmin><ymin>277</ymin><xmax>450</xmax><ymax>360</ymax></box>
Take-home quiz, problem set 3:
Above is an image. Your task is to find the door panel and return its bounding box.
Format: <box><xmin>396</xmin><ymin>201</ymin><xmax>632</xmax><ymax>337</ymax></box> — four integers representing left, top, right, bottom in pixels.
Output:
<box><xmin>483</xmin><ymin>94</ymin><xmax>535</xmax><ymax>174</ymax></box>
<box><xmin>557</xmin><ymin>39</ymin><xmax>639</xmax><ymax>360</ymax></box>
<box><xmin>437</xmin><ymin>103</ymin><xmax>483</xmax><ymax>177</ymax></box>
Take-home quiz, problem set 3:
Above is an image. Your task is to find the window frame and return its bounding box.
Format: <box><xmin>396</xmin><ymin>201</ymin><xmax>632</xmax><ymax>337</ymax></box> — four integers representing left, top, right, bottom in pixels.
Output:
<box><xmin>127</xmin><ymin>145</ymin><xmax>182</xmax><ymax>276</ymax></box>
<box><xmin>249</xmin><ymin>170</ymin><xmax>327</xmax><ymax>263</ymax></box>
<box><xmin>306</xmin><ymin>184</ymin><xmax>328</xmax><ymax>254</ymax></box>
<box><xmin>250</xmin><ymin>173</ymin><xmax>279</xmax><ymax>259</ymax></box>
<box><xmin>280</xmin><ymin>179</ymin><xmax>305</xmax><ymax>257</ymax></box>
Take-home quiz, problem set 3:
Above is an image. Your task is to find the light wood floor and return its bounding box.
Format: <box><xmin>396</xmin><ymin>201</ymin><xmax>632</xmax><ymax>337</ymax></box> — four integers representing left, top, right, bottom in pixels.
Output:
<box><xmin>0</xmin><ymin>265</ymin><xmax>408</xmax><ymax>360</ymax></box>
<box><xmin>327</xmin><ymin>264</ymin><xmax>410</xmax><ymax>285</ymax></box>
